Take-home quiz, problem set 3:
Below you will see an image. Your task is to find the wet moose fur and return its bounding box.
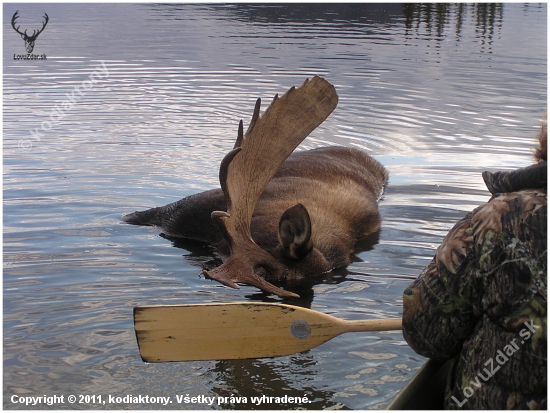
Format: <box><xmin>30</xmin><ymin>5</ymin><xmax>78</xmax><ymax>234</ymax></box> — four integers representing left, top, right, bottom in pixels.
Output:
<box><xmin>123</xmin><ymin>146</ymin><xmax>388</xmax><ymax>284</ymax></box>
<box><xmin>124</xmin><ymin>76</ymin><xmax>388</xmax><ymax>297</ymax></box>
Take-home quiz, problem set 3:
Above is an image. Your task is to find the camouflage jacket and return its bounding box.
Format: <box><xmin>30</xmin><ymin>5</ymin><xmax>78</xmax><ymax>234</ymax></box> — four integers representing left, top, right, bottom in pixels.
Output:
<box><xmin>403</xmin><ymin>162</ymin><xmax>547</xmax><ymax>409</ymax></box>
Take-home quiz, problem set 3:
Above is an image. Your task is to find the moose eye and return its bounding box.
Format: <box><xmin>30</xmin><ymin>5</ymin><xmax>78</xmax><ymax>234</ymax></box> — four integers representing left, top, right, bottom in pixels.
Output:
<box><xmin>253</xmin><ymin>266</ymin><xmax>267</xmax><ymax>278</ymax></box>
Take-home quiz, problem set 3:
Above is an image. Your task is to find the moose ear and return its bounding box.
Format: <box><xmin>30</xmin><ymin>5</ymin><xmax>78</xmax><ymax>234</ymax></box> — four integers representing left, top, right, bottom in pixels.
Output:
<box><xmin>278</xmin><ymin>203</ymin><xmax>313</xmax><ymax>260</ymax></box>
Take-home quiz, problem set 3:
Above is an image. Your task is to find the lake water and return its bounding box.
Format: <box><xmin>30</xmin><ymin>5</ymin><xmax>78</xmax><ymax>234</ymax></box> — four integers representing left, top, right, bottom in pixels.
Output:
<box><xmin>3</xmin><ymin>3</ymin><xmax>547</xmax><ymax>410</ymax></box>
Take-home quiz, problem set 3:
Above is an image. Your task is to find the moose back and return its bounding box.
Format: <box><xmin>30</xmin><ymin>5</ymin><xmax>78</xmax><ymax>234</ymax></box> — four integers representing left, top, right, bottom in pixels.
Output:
<box><xmin>123</xmin><ymin>77</ymin><xmax>388</xmax><ymax>297</ymax></box>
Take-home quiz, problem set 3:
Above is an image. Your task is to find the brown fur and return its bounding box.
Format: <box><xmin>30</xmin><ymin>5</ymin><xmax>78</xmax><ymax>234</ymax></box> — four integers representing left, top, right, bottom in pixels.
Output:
<box><xmin>123</xmin><ymin>77</ymin><xmax>387</xmax><ymax>297</ymax></box>
<box><xmin>123</xmin><ymin>146</ymin><xmax>388</xmax><ymax>285</ymax></box>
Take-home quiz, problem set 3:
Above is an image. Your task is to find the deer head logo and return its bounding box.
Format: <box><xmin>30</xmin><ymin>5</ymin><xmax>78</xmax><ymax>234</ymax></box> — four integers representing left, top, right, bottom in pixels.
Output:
<box><xmin>11</xmin><ymin>10</ymin><xmax>49</xmax><ymax>54</ymax></box>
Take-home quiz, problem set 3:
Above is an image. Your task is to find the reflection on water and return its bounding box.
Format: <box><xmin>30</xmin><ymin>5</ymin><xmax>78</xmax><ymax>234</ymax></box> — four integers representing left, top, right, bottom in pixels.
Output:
<box><xmin>403</xmin><ymin>3</ymin><xmax>503</xmax><ymax>45</ymax></box>
<box><xmin>3</xmin><ymin>3</ymin><xmax>546</xmax><ymax>410</ymax></box>
<box><xmin>212</xmin><ymin>357</ymin><xmax>339</xmax><ymax>410</ymax></box>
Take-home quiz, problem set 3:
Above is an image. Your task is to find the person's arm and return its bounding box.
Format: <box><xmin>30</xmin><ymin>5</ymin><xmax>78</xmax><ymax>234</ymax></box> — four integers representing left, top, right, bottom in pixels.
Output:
<box><xmin>402</xmin><ymin>214</ymin><xmax>480</xmax><ymax>359</ymax></box>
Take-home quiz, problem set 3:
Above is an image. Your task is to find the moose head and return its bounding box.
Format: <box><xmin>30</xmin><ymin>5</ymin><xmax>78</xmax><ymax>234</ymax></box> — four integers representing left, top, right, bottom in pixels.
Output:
<box><xmin>12</xmin><ymin>10</ymin><xmax>49</xmax><ymax>54</ymax></box>
<box><xmin>203</xmin><ymin>76</ymin><xmax>339</xmax><ymax>298</ymax></box>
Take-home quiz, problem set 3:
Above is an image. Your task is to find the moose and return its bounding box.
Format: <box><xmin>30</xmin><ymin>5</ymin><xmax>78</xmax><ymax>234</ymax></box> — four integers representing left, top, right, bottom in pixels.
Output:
<box><xmin>123</xmin><ymin>76</ymin><xmax>389</xmax><ymax>298</ymax></box>
<box><xmin>11</xmin><ymin>10</ymin><xmax>49</xmax><ymax>54</ymax></box>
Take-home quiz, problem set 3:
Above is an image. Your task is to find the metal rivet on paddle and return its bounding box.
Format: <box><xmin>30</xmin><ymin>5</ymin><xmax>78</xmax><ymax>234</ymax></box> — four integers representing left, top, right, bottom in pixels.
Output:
<box><xmin>291</xmin><ymin>320</ymin><xmax>311</xmax><ymax>339</ymax></box>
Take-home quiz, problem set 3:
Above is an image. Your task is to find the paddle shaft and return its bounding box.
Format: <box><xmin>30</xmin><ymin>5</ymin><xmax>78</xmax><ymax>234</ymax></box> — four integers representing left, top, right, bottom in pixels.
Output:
<box><xmin>339</xmin><ymin>318</ymin><xmax>403</xmax><ymax>333</ymax></box>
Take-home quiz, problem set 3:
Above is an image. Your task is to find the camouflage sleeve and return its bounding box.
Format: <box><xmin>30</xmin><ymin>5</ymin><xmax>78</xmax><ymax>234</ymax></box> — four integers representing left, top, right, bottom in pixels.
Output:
<box><xmin>402</xmin><ymin>213</ymin><xmax>480</xmax><ymax>359</ymax></box>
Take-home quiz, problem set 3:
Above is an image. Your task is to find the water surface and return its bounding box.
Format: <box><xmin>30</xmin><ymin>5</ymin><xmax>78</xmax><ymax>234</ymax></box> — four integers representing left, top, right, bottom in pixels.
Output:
<box><xmin>3</xmin><ymin>3</ymin><xmax>547</xmax><ymax>410</ymax></box>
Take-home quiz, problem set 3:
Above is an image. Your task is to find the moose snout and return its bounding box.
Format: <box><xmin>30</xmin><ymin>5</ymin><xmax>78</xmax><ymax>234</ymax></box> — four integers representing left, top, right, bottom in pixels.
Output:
<box><xmin>203</xmin><ymin>255</ymin><xmax>299</xmax><ymax>298</ymax></box>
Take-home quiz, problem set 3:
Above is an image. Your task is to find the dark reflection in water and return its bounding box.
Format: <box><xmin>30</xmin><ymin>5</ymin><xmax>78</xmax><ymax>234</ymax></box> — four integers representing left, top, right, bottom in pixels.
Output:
<box><xmin>169</xmin><ymin>229</ymin><xmax>381</xmax><ymax>300</ymax></box>
<box><xmin>219</xmin><ymin>3</ymin><xmax>404</xmax><ymax>24</ymax></box>
<box><xmin>3</xmin><ymin>2</ymin><xmax>546</xmax><ymax>410</ymax></box>
<box><xmin>403</xmin><ymin>3</ymin><xmax>503</xmax><ymax>46</ymax></box>
<box><xmin>212</xmin><ymin>357</ymin><xmax>346</xmax><ymax>410</ymax></box>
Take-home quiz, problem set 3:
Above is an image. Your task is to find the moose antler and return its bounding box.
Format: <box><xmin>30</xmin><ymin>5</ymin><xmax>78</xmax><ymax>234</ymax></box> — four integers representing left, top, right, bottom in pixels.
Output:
<box><xmin>204</xmin><ymin>76</ymin><xmax>338</xmax><ymax>297</ymax></box>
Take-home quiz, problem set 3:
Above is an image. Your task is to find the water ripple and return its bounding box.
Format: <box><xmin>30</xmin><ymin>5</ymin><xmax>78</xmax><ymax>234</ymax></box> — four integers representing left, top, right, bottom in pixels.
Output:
<box><xmin>3</xmin><ymin>3</ymin><xmax>546</xmax><ymax>410</ymax></box>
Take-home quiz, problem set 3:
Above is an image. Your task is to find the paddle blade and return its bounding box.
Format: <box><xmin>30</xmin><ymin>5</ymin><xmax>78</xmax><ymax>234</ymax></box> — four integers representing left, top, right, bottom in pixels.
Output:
<box><xmin>135</xmin><ymin>302</ymin><xmax>356</xmax><ymax>362</ymax></box>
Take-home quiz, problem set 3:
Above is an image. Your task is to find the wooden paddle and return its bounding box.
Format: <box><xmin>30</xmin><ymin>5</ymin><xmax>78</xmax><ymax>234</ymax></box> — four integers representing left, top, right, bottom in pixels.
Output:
<box><xmin>134</xmin><ymin>302</ymin><xmax>402</xmax><ymax>362</ymax></box>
